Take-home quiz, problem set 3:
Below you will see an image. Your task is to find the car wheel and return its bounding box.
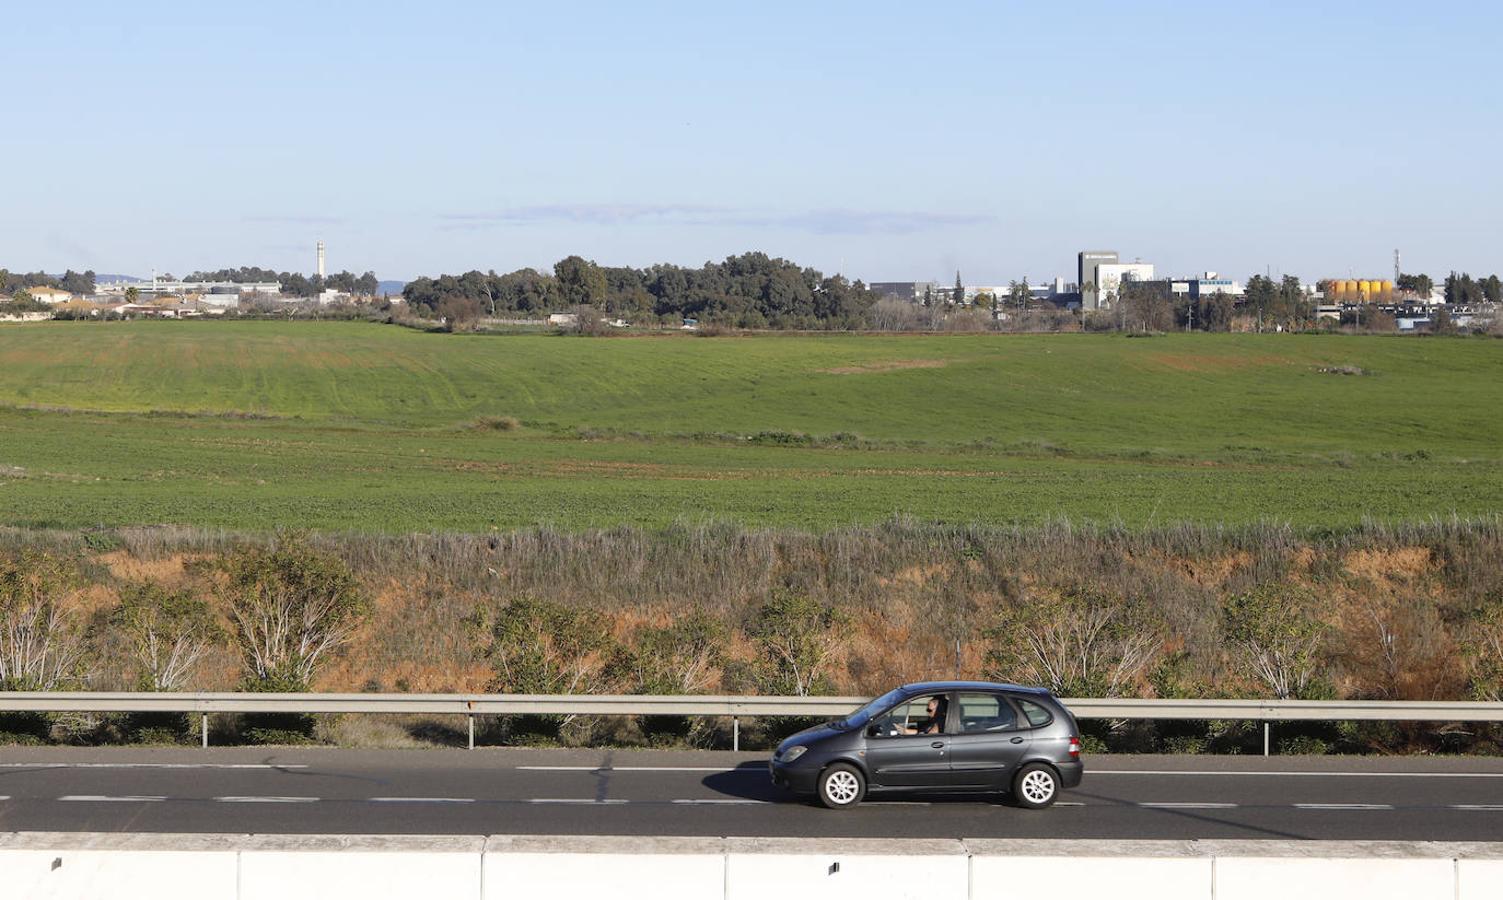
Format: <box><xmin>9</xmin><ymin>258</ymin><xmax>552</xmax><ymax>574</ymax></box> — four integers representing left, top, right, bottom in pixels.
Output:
<box><xmin>817</xmin><ymin>763</ymin><xmax>866</xmax><ymax>809</ymax></box>
<box><xmin>1012</xmin><ymin>763</ymin><xmax>1060</xmax><ymax>809</ymax></box>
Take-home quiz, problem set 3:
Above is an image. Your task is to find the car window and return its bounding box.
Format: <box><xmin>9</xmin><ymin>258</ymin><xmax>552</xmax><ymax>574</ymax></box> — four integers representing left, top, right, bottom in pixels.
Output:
<box><xmin>955</xmin><ymin>692</ymin><xmax>1017</xmax><ymax>733</ymax></box>
<box><xmin>867</xmin><ymin>694</ymin><xmax>949</xmax><ymax>737</ymax></box>
<box><xmin>1015</xmin><ymin>698</ymin><xmax>1053</xmax><ymax>728</ymax></box>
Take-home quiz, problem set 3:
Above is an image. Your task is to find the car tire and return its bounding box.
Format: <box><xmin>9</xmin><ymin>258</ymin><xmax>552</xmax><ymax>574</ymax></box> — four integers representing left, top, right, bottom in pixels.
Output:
<box><xmin>817</xmin><ymin>763</ymin><xmax>866</xmax><ymax>809</ymax></box>
<box><xmin>1012</xmin><ymin>763</ymin><xmax>1060</xmax><ymax>809</ymax></box>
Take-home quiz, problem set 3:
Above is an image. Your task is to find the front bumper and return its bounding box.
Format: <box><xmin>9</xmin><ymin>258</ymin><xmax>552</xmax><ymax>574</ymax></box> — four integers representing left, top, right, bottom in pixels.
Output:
<box><xmin>769</xmin><ymin>759</ymin><xmax>821</xmax><ymax>794</ymax></box>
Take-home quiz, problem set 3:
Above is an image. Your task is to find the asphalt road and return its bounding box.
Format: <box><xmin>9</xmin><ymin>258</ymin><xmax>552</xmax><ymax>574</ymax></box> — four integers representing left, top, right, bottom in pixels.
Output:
<box><xmin>1</xmin><ymin>747</ymin><xmax>1501</xmax><ymax>841</ymax></box>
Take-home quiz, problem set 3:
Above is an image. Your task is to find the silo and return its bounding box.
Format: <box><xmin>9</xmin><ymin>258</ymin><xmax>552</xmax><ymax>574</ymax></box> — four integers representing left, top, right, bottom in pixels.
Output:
<box><xmin>1359</xmin><ymin>280</ymin><xmax>1373</xmax><ymax>297</ymax></box>
<box><xmin>1344</xmin><ymin>279</ymin><xmax>1359</xmax><ymax>296</ymax></box>
<box><xmin>1381</xmin><ymin>280</ymin><xmax>1394</xmax><ymax>295</ymax></box>
<box><xmin>1328</xmin><ymin>279</ymin><xmax>1346</xmax><ymax>296</ymax></box>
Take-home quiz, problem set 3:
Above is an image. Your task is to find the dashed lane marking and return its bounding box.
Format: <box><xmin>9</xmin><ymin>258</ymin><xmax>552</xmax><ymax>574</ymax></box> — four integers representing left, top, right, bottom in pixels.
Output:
<box><xmin>515</xmin><ymin>766</ymin><xmax>740</xmax><ymax>773</ymax></box>
<box><xmin>369</xmin><ymin>797</ymin><xmax>475</xmax><ymax>804</ymax></box>
<box><xmin>0</xmin><ymin>763</ymin><xmax>309</xmax><ymax>769</ymax></box>
<box><xmin>1294</xmin><ymin>803</ymin><xmax>1395</xmax><ymax>810</ymax></box>
<box><xmin>526</xmin><ymin>798</ymin><xmax>629</xmax><ymax>805</ymax></box>
<box><xmin>58</xmin><ymin>795</ymin><xmax>166</xmax><ymax>802</ymax></box>
<box><xmin>214</xmin><ymin>796</ymin><xmax>320</xmax><ymax>803</ymax></box>
<box><xmin>1138</xmin><ymin>802</ymin><xmax>1238</xmax><ymax>809</ymax></box>
<box><xmin>672</xmin><ymin>799</ymin><xmax>766</xmax><ymax>805</ymax></box>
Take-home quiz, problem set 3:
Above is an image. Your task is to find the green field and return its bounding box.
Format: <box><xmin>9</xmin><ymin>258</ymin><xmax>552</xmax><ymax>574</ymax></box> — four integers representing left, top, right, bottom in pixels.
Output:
<box><xmin>0</xmin><ymin>320</ymin><xmax>1499</xmax><ymax>532</ymax></box>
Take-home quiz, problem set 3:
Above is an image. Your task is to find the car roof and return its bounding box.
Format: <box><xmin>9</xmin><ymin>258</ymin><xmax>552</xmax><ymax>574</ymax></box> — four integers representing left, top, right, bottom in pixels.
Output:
<box><xmin>898</xmin><ymin>680</ymin><xmax>1052</xmax><ymax>697</ymax></box>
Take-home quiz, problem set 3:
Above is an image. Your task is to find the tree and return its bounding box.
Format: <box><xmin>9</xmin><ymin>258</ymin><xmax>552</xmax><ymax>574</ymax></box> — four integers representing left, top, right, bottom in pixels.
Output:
<box><xmin>952</xmin><ymin>271</ymin><xmax>964</xmax><ymax>306</ymax></box>
<box><xmin>554</xmin><ymin>255</ymin><xmax>608</xmax><ymax>306</ymax></box>
<box><xmin>0</xmin><ymin>552</ymin><xmax>85</xmax><ymax>690</ymax></box>
<box><xmin>614</xmin><ymin>611</ymin><xmax>726</xmax><ymax>695</ymax></box>
<box><xmin>112</xmin><ymin>581</ymin><xmax>220</xmax><ymax>691</ymax></box>
<box><xmin>1397</xmin><ymin>273</ymin><xmax>1434</xmax><ymax>297</ymax></box>
<box><xmin>219</xmin><ymin>541</ymin><xmax>366</xmax><ymax>691</ymax></box>
<box><xmin>124</xmin><ymin>286</ymin><xmax>140</xmax><ymax>304</ymax></box>
<box><xmin>1222</xmin><ymin>585</ymin><xmax>1328</xmax><ymax>699</ymax></box>
<box><xmin>983</xmin><ymin>586</ymin><xmax>1163</xmax><ymax>698</ymax></box>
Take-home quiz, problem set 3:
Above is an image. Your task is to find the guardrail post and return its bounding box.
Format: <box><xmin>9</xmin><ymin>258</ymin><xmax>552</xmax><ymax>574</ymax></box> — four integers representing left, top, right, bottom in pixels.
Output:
<box><xmin>1263</xmin><ymin>722</ymin><xmax>1270</xmax><ymax>757</ymax></box>
<box><xmin>732</xmin><ymin>716</ymin><xmax>739</xmax><ymax>752</ymax></box>
<box><xmin>201</xmin><ymin>713</ymin><xmax>209</xmax><ymax>749</ymax></box>
<box><xmin>468</xmin><ymin>714</ymin><xmax>475</xmax><ymax>750</ymax></box>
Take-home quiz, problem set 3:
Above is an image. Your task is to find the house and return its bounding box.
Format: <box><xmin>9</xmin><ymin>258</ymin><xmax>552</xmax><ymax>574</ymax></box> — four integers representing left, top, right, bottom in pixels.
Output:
<box><xmin>19</xmin><ymin>286</ymin><xmax>73</xmax><ymax>304</ymax></box>
<box><xmin>547</xmin><ymin>313</ymin><xmax>579</xmax><ymax>326</ymax></box>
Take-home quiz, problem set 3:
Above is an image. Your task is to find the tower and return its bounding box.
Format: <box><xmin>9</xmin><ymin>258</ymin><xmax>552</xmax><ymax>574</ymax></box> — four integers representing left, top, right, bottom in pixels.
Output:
<box><xmin>317</xmin><ymin>241</ymin><xmax>326</xmax><ymax>278</ymax></box>
<box><xmin>1394</xmin><ymin>248</ymin><xmax>1400</xmax><ymax>285</ymax></box>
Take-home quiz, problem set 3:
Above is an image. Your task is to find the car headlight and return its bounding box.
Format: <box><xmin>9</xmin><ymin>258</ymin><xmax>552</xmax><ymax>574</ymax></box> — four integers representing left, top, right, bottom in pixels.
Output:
<box><xmin>781</xmin><ymin>745</ymin><xmax>808</xmax><ymax>763</ymax></box>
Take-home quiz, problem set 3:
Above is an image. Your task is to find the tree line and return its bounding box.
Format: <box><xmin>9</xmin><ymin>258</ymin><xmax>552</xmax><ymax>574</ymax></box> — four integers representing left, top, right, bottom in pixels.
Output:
<box><xmin>186</xmin><ymin>267</ymin><xmax>380</xmax><ymax>298</ymax></box>
<box><xmin>401</xmin><ymin>252</ymin><xmax>879</xmax><ymax>329</ymax></box>
<box><xmin>1443</xmin><ymin>272</ymin><xmax>1503</xmax><ymax>305</ymax></box>
<box><xmin>2</xmin><ymin>269</ymin><xmax>95</xmax><ymax>296</ymax></box>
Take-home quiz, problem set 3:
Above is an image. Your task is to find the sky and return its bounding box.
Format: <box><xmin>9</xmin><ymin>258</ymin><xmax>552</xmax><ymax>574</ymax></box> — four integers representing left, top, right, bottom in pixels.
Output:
<box><xmin>4</xmin><ymin>1</ymin><xmax>1500</xmax><ymax>284</ymax></box>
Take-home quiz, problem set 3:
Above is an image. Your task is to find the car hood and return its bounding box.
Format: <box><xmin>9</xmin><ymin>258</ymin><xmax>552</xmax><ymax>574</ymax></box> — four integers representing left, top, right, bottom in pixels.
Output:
<box><xmin>776</xmin><ymin>720</ymin><xmax>848</xmax><ymax>755</ymax></box>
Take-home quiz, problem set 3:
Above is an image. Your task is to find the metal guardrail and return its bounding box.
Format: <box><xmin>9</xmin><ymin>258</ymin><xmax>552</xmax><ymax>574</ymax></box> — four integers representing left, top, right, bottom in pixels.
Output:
<box><xmin>3</xmin><ymin>692</ymin><xmax>1501</xmax><ymax>752</ymax></box>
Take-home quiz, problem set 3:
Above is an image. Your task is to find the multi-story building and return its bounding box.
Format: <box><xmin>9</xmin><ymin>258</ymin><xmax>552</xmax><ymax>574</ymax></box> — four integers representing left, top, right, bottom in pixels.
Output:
<box><xmin>1077</xmin><ymin>251</ymin><xmax>1118</xmax><ymax>310</ymax></box>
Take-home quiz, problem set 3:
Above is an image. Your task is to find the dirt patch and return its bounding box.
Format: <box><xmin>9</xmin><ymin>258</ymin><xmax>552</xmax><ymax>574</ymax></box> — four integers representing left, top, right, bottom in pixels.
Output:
<box><xmin>821</xmin><ymin>359</ymin><xmax>949</xmax><ymax>375</ymax></box>
<box><xmin>1343</xmin><ymin>547</ymin><xmax>1434</xmax><ymax>582</ymax></box>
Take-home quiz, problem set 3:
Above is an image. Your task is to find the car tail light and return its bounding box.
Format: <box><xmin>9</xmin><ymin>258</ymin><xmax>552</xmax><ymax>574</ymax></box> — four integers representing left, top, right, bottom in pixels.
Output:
<box><xmin>1068</xmin><ymin>736</ymin><xmax>1081</xmax><ymax>758</ymax></box>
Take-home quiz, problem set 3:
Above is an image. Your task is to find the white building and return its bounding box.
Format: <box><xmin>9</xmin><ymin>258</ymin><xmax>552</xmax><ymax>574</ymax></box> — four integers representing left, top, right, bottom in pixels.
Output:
<box><xmin>1170</xmin><ymin>272</ymin><xmax>1243</xmax><ymax>299</ymax></box>
<box><xmin>21</xmin><ymin>286</ymin><xmax>73</xmax><ymax>304</ymax></box>
<box><xmin>1094</xmin><ymin>263</ymin><xmax>1154</xmax><ymax>308</ymax></box>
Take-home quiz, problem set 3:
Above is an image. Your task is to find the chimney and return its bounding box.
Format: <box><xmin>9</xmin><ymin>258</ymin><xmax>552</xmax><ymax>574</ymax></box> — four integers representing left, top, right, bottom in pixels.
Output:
<box><xmin>317</xmin><ymin>241</ymin><xmax>326</xmax><ymax>278</ymax></box>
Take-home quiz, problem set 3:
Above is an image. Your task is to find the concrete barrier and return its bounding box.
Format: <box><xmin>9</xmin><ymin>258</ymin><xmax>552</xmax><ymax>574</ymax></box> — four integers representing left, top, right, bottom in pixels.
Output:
<box><xmin>0</xmin><ymin>833</ymin><xmax>1500</xmax><ymax>899</ymax></box>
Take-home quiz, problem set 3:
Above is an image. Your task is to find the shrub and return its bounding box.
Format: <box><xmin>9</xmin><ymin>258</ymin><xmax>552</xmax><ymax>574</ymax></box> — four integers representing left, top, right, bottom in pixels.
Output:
<box><xmin>0</xmin><ymin>551</ymin><xmax>85</xmax><ymax>690</ymax></box>
<box><xmin>219</xmin><ymin>540</ymin><xmax>366</xmax><ymax>691</ymax></box>
<box><xmin>1222</xmin><ymin>584</ymin><xmax>1328</xmax><ymax>699</ymax></box>
<box><xmin>983</xmin><ymin>585</ymin><xmax>1164</xmax><ymax>697</ymax></box>
<box><xmin>746</xmin><ymin>592</ymin><xmax>846</xmax><ymax>696</ymax></box>
<box><xmin>111</xmin><ymin>581</ymin><xmax>221</xmax><ymax>691</ymax></box>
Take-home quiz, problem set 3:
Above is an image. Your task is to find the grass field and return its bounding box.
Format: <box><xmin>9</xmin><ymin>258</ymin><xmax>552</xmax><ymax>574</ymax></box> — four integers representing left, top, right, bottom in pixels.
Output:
<box><xmin>0</xmin><ymin>320</ymin><xmax>1500</xmax><ymax>532</ymax></box>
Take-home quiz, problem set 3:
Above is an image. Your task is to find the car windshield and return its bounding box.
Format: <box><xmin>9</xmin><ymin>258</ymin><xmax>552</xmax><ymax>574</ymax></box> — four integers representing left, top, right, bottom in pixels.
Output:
<box><xmin>839</xmin><ymin>688</ymin><xmax>906</xmax><ymax>729</ymax></box>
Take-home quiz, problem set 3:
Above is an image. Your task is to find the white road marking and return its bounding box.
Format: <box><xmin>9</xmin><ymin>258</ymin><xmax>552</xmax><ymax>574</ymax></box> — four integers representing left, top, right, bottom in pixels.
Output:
<box><xmin>214</xmin><ymin>796</ymin><xmax>319</xmax><ymax>803</ymax></box>
<box><xmin>58</xmin><ymin>795</ymin><xmax>166</xmax><ymax>802</ymax></box>
<box><xmin>527</xmin><ymin>798</ymin><xmax>628</xmax><ymax>805</ymax></box>
<box><xmin>1138</xmin><ymin>802</ymin><xmax>1238</xmax><ymax>809</ymax></box>
<box><xmin>0</xmin><ymin>763</ymin><xmax>308</xmax><ymax>770</ymax></box>
<box><xmin>368</xmin><ymin>797</ymin><xmax>475</xmax><ymax>804</ymax></box>
<box><xmin>1054</xmin><ymin>801</ymin><xmax>1085</xmax><ymax>807</ymax></box>
<box><xmin>516</xmin><ymin>766</ymin><xmax>737</xmax><ymax>773</ymax></box>
<box><xmin>1451</xmin><ymin>804</ymin><xmax>1503</xmax><ymax>810</ymax></box>
<box><xmin>672</xmin><ymin>798</ymin><xmax>766</xmax><ymax>805</ymax></box>
<box><xmin>1294</xmin><ymin>803</ymin><xmax>1394</xmax><ymax>810</ymax></box>
<box><xmin>0</xmin><ymin>795</ymin><xmax>8</xmax><ymax>801</ymax></box>
<box><xmin>1094</xmin><ymin>770</ymin><xmax>1503</xmax><ymax>778</ymax></box>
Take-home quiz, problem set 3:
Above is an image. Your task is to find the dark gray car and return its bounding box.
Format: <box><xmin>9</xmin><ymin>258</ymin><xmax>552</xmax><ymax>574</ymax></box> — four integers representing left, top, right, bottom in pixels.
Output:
<box><xmin>768</xmin><ymin>681</ymin><xmax>1083</xmax><ymax>809</ymax></box>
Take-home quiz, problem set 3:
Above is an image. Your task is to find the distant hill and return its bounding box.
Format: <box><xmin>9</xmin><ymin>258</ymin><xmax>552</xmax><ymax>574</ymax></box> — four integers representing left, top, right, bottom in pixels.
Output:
<box><xmin>378</xmin><ymin>280</ymin><xmax>407</xmax><ymax>296</ymax></box>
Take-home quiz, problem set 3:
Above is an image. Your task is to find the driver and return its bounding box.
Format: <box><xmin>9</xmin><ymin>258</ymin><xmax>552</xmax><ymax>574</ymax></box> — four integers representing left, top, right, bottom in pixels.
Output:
<box><xmin>901</xmin><ymin>695</ymin><xmax>947</xmax><ymax>735</ymax></box>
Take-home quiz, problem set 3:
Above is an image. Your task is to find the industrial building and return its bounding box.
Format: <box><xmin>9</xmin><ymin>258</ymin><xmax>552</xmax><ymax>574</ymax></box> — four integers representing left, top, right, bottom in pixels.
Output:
<box><xmin>1093</xmin><ymin>262</ymin><xmax>1155</xmax><ymax>308</ymax></box>
<box><xmin>1171</xmin><ymin>273</ymin><xmax>1243</xmax><ymax>298</ymax></box>
<box><xmin>869</xmin><ymin>281</ymin><xmax>938</xmax><ymax>303</ymax></box>
<box><xmin>1077</xmin><ymin>251</ymin><xmax>1117</xmax><ymax>310</ymax></box>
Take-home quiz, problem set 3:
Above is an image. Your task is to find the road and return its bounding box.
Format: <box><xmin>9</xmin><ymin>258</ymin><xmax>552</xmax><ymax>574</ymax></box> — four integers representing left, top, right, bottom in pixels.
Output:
<box><xmin>1</xmin><ymin>748</ymin><xmax>1501</xmax><ymax>841</ymax></box>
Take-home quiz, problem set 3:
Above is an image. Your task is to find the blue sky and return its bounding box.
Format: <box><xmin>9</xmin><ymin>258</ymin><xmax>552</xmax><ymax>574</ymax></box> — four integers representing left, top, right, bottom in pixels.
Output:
<box><xmin>4</xmin><ymin>1</ymin><xmax>1499</xmax><ymax>284</ymax></box>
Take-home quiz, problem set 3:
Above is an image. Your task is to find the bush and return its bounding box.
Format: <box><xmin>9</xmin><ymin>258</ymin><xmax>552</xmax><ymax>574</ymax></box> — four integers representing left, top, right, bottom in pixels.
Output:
<box><xmin>219</xmin><ymin>539</ymin><xmax>366</xmax><ymax>691</ymax></box>
<box><xmin>745</xmin><ymin>592</ymin><xmax>846</xmax><ymax>696</ymax></box>
<box><xmin>0</xmin><ymin>551</ymin><xmax>85</xmax><ymax>691</ymax></box>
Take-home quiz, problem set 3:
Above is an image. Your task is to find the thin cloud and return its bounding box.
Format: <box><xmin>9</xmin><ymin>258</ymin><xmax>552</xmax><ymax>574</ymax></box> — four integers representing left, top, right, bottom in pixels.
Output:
<box><xmin>438</xmin><ymin>205</ymin><xmax>993</xmax><ymax>235</ymax></box>
<box><xmin>245</xmin><ymin>215</ymin><xmax>347</xmax><ymax>225</ymax></box>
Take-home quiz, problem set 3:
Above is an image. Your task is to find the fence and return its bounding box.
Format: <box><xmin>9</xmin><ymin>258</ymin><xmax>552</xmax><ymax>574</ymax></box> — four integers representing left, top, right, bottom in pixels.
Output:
<box><xmin>3</xmin><ymin>692</ymin><xmax>1501</xmax><ymax>752</ymax></box>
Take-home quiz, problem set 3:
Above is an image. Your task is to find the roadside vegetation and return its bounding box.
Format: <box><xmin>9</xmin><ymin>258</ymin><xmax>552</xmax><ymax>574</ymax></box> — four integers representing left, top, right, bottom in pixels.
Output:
<box><xmin>3</xmin><ymin>520</ymin><xmax>1503</xmax><ymax>754</ymax></box>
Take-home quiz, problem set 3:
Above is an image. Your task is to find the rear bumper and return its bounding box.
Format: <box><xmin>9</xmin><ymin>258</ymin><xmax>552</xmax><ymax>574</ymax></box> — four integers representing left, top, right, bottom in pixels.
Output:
<box><xmin>1057</xmin><ymin>759</ymin><xmax>1084</xmax><ymax>789</ymax></box>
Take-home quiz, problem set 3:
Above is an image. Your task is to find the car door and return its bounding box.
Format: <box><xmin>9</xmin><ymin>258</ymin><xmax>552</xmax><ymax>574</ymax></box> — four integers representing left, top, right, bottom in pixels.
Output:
<box><xmin>862</xmin><ymin>693</ymin><xmax>953</xmax><ymax>788</ymax></box>
<box><xmin>943</xmin><ymin>692</ymin><xmax>1030</xmax><ymax>787</ymax></box>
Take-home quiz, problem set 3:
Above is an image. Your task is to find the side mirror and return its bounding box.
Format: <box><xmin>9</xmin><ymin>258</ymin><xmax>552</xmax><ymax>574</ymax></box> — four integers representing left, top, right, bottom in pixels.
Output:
<box><xmin>866</xmin><ymin>724</ymin><xmax>881</xmax><ymax>738</ymax></box>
